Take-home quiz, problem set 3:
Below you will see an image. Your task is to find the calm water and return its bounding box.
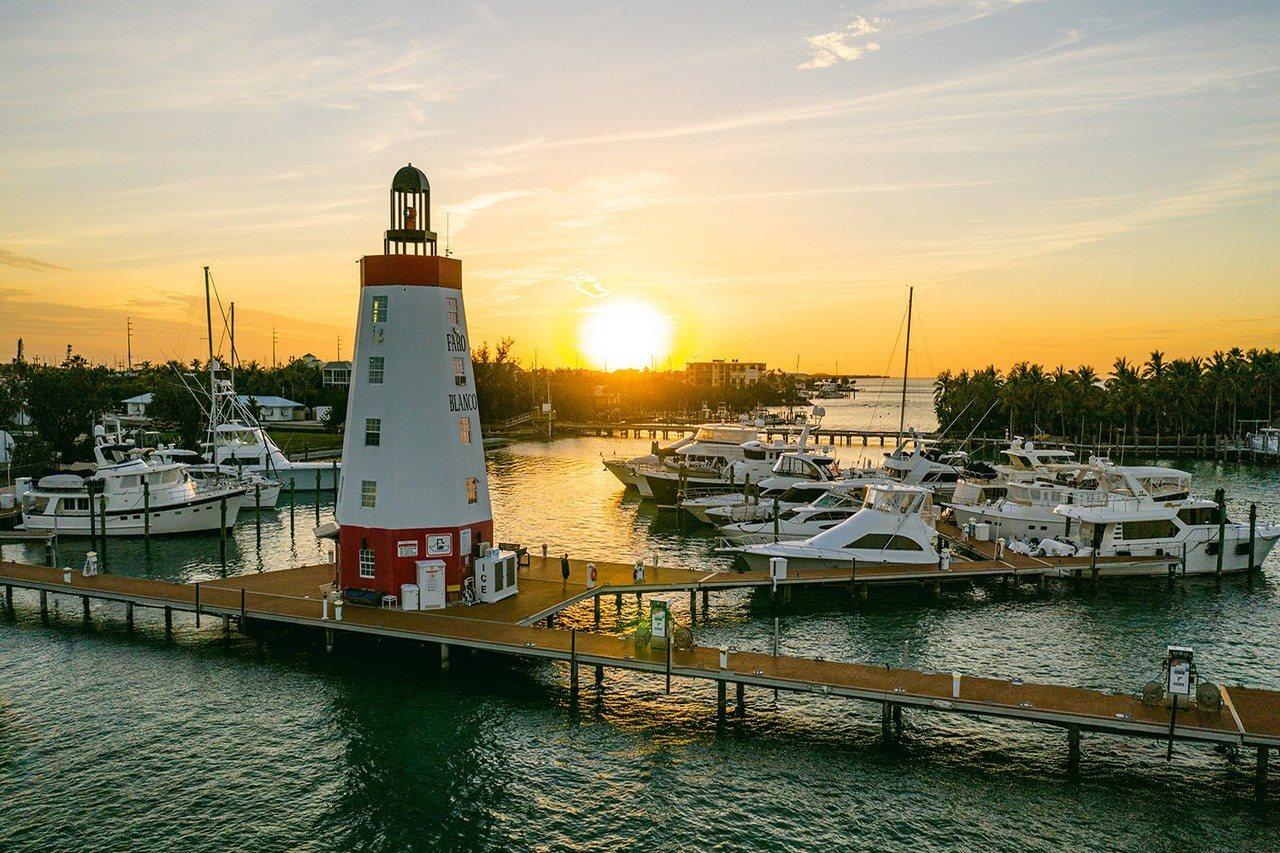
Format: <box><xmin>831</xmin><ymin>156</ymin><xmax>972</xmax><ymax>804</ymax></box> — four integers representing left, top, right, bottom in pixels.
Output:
<box><xmin>2</xmin><ymin>427</ymin><xmax>1279</xmax><ymax>850</ymax></box>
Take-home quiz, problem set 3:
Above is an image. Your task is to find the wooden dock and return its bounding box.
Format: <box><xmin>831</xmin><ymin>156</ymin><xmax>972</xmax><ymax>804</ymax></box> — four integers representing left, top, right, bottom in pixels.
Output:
<box><xmin>0</xmin><ymin>555</ymin><xmax>1275</xmax><ymax>799</ymax></box>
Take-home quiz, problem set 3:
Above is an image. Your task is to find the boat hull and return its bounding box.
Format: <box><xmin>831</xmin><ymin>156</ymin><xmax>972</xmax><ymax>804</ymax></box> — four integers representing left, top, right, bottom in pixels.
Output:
<box><xmin>21</xmin><ymin>492</ymin><xmax>244</xmax><ymax>537</ymax></box>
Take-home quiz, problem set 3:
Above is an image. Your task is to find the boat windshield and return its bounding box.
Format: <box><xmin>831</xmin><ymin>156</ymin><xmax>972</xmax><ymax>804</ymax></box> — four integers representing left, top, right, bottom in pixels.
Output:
<box><xmin>866</xmin><ymin>488</ymin><xmax>926</xmax><ymax>515</ymax></box>
<box><xmin>811</xmin><ymin>491</ymin><xmax>859</xmax><ymax>509</ymax></box>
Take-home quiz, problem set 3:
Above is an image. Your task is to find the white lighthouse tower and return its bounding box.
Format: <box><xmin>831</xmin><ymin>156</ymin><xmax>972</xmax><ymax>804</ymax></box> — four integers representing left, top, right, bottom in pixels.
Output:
<box><xmin>335</xmin><ymin>163</ymin><xmax>498</xmax><ymax>605</ymax></box>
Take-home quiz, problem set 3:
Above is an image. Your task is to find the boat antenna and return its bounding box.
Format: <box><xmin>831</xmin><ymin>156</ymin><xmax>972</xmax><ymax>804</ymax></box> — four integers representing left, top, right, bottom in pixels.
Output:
<box><xmin>897</xmin><ymin>286</ymin><xmax>913</xmax><ymax>444</ymax></box>
<box><xmin>445</xmin><ymin>213</ymin><xmax>451</xmax><ymax>257</ymax></box>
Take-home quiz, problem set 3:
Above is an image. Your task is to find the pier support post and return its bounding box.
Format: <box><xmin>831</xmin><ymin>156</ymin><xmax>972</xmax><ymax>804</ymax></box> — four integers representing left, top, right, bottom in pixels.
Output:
<box><xmin>736</xmin><ymin>681</ymin><xmax>745</xmax><ymax>716</ymax></box>
<box><xmin>39</xmin><ymin>590</ymin><xmax>48</xmax><ymax>623</ymax></box>
<box><xmin>701</xmin><ymin>589</ymin><xmax>709</xmax><ymax>613</ymax></box>
<box><xmin>440</xmin><ymin>643</ymin><xmax>451</xmax><ymax>671</ymax></box>
<box><xmin>3</xmin><ymin>584</ymin><xmax>12</xmax><ymax>618</ymax></box>
<box><xmin>882</xmin><ymin>702</ymin><xmax>894</xmax><ymax>740</ymax></box>
<box><xmin>689</xmin><ymin>590</ymin><xmax>697</xmax><ymax>625</ymax></box>
<box><xmin>325</xmin><ymin>629</ymin><xmax>334</xmax><ymax>653</ymax></box>
<box><xmin>717</xmin><ymin>680</ymin><xmax>727</xmax><ymax>729</ymax></box>
<box><xmin>1258</xmin><ymin>746</ymin><xmax>1270</xmax><ymax>800</ymax></box>
<box><xmin>1067</xmin><ymin>725</ymin><xmax>1081</xmax><ymax>775</ymax></box>
<box><xmin>893</xmin><ymin>704</ymin><xmax>903</xmax><ymax>735</ymax></box>
<box><xmin>164</xmin><ymin>607</ymin><xmax>172</xmax><ymax>640</ymax></box>
<box><xmin>81</xmin><ymin>596</ymin><xmax>90</xmax><ymax>625</ymax></box>
<box><xmin>125</xmin><ymin>601</ymin><xmax>134</xmax><ymax>634</ymax></box>
<box><xmin>222</xmin><ymin>614</ymin><xmax>231</xmax><ymax>639</ymax></box>
<box><xmin>593</xmin><ymin>594</ymin><xmax>601</xmax><ymax>628</ymax></box>
<box><xmin>595</xmin><ymin>664</ymin><xmax>603</xmax><ymax>686</ymax></box>
<box><xmin>569</xmin><ymin>630</ymin><xmax>579</xmax><ymax>707</ymax></box>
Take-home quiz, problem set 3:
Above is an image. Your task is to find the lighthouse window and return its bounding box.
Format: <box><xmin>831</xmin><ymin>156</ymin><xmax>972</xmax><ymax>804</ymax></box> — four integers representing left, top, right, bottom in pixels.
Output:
<box><xmin>459</xmin><ymin>416</ymin><xmax>472</xmax><ymax>445</ymax></box>
<box><xmin>446</xmin><ymin>296</ymin><xmax>460</xmax><ymax>326</ymax></box>
<box><xmin>368</xmin><ymin>356</ymin><xmax>384</xmax><ymax>384</ymax></box>
<box><xmin>453</xmin><ymin>357</ymin><xmax>466</xmax><ymax>386</ymax></box>
<box><xmin>365</xmin><ymin>418</ymin><xmax>381</xmax><ymax>446</ymax></box>
<box><xmin>466</xmin><ymin>477</ymin><xmax>478</xmax><ymax>504</ymax></box>
<box><xmin>359</xmin><ymin>547</ymin><xmax>376</xmax><ymax>579</ymax></box>
<box><xmin>361</xmin><ymin>480</ymin><xmax>377</xmax><ymax>508</ymax></box>
<box><xmin>371</xmin><ymin>295</ymin><xmax>389</xmax><ymax>323</ymax></box>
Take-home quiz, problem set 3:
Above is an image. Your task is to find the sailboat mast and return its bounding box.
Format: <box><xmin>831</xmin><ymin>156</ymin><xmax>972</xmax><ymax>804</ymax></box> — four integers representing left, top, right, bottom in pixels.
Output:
<box><xmin>230</xmin><ymin>301</ymin><xmax>237</xmax><ymax>391</ymax></box>
<box><xmin>897</xmin><ymin>286</ymin><xmax>913</xmax><ymax>442</ymax></box>
<box><xmin>204</xmin><ymin>266</ymin><xmax>217</xmax><ymax>451</ymax></box>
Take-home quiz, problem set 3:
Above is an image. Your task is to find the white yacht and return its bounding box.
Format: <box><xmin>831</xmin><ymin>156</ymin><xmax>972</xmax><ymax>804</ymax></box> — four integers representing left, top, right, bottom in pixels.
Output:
<box><xmin>881</xmin><ymin>431</ymin><xmax>966</xmax><ymax>497</ymax></box>
<box><xmin>18</xmin><ymin>442</ymin><xmax>245</xmax><ymax>537</ymax></box>
<box><xmin>1248</xmin><ymin>427</ymin><xmax>1280</xmax><ymax>457</ymax></box>
<box><xmin>728</xmin><ymin>483</ymin><xmax>941</xmax><ymax>571</ymax></box>
<box><xmin>718</xmin><ymin>482</ymin><xmax>868</xmax><ymax>544</ymax></box>
<box><xmin>1046</xmin><ymin>467</ymin><xmax>1280</xmax><ymax>574</ymax></box>
<box><xmin>680</xmin><ymin>448</ymin><xmax>843</xmax><ymax>523</ymax></box>
<box><xmin>151</xmin><ymin>446</ymin><xmax>282</xmax><ymax>508</ymax></box>
<box><xmin>603</xmin><ymin>422</ymin><xmax>761</xmax><ymax>496</ymax></box>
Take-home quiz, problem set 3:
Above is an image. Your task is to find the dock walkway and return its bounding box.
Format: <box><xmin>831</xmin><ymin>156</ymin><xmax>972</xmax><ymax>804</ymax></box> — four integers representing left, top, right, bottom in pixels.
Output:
<box><xmin>1</xmin><ymin>556</ymin><xmax>1275</xmax><ymax>797</ymax></box>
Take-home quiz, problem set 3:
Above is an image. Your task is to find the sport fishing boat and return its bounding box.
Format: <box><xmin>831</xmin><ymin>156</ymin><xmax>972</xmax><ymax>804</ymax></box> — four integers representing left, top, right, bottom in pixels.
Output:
<box><xmin>717</xmin><ymin>482</ymin><xmax>868</xmax><ymax>544</ymax></box>
<box><xmin>17</xmin><ymin>439</ymin><xmax>246</xmax><ymax>537</ymax></box>
<box><xmin>727</xmin><ymin>483</ymin><xmax>941</xmax><ymax>571</ymax></box>
<box><xmin>1248</xmin><ymin>426</ymin><xmax>1280</xmax><ymax>457</ymax></box>
<box><xmin>1044</xmin><ymin>468</ymin><xmax>1280</xmax><ymax>574</ymax></box>
<box><xmin>881</xmin><ymin>431</ymin><xmax>967</xmax><ymax>497</ymax></box>
<box><xmin>150</xmin><ymin>446</ymin><xmax>282</xmax><ymax>508</ymax></box>
<box><xmin>679</xmin><ymin>446</ymin><xmax>846</xmax><ymax>524</ymax></box>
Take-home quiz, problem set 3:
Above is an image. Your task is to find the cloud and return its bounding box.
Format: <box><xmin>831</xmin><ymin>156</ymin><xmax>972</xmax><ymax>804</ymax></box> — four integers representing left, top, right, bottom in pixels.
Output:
<box><xmin>0</xmin><ymin>248</ymin><xmax>68</xmax><ymax>273</ymax></box>
<box><xmin>440</xmin><ymin>189</ymin><xmax>541</xmax><ymax>238</ymax></box>
<box><xmin>552</xmin><ymin>171</ymin><xmax>674</xmax><ymax>229</ymax></box>
<box><xmin>799</xmin><ymin>15</ymin><xmax>884</xmax><ymax>70</ymax></box>
<box><xmin>567</xmin><ymin>271</ymin><xmax>610</xmax><ymax>299</ymax></box>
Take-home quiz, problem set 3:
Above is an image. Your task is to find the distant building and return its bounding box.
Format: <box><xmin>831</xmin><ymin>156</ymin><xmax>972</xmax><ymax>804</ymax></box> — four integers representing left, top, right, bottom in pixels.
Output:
<box><xmin>237</xmin><ymin>395</ymin><xmax>307</xmax><ymax>422</ymax></box>
<box><xmin>685</xmin><ymin>359</ymin><xmax>766</xmax><ymax>388</ymax></box>
<box><xmin>297</xmin><ymin>353</ymin><xmax>324</xmax><ymax>369</ymax></box>
<box><xmin>322</xmin><ymin>360</ymin><xmax>352</xmax><ymax>386</ymax></box>
<box><xmin>121</xmin><ymin>393</ymin><xmax>153</xmax><ymax>417</ymax></box>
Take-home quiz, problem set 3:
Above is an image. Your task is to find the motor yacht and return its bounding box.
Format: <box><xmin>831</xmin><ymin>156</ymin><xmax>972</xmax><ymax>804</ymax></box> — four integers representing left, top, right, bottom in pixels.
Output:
<box><xmin>1248</xmin><ymin>426</ymin><xmax>1280</xmax><ymax>457</ymax></box>
<box><xmin>679</xmin><ymin>448</ymin><xmax>843</xmax><ymax>523</ymax></box>
<box><xmin>727</xmin><ymin>483</ymin><xmax>941</xmax><ymax>571</ymax></box>
<box><xmin>1044</xmin><ymin>468</ymin><xmax>1280</xmax><ymax>574</ymax></box>
<box><xmin>151</xmin><ymin>446</ymin><xmax>282</xmax><ymax>508</ymax></box>
<box><xmin>602</xmin><ymin>422</ymin><xmax>761</xmax><ymax>496</ymax></box>
<box><xmin>18</xmin><ymin>439</ymin><xmax>245</xmax><ymax>537</ymax></box>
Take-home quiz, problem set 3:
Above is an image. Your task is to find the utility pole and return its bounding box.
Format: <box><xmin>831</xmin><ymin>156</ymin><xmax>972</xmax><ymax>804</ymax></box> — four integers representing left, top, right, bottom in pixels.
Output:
<box><xmin>897</xmin><ymin>286</ymin><xmax>914</xmax><ymax>443</ymax></box>
<box><xmin>126</xmin><ymin>316</ymin><xmax>133</xmax><ymax>371</ymax></box>
<box><xmin>272</xmin><ymin>327</ymin><xmax>278</xmax><ymax>367</ymax></box>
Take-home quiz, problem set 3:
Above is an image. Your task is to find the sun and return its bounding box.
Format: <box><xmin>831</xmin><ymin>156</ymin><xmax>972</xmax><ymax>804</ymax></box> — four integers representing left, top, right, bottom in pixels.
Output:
<box><xmin>578</xmin><ymin>298</ymin><xmax>674</xmax><ymax>371</ymax></box>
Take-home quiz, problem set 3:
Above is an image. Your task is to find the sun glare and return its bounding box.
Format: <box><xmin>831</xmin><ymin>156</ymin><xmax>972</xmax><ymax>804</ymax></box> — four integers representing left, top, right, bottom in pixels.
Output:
<box><xmin>578</xmin><ymin>298</ymin><xmax>674</xmax><ymax>371</ymax></box>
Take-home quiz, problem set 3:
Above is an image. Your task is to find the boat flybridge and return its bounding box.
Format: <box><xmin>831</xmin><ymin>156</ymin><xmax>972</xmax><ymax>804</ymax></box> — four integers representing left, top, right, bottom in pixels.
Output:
<box><xmin>728</xmin><ymin>482</ymin><xmax>941</xmax><ymax>571</ymax></box>
<box><xmin>18</xmin><ymin>432</ymin><xmax>246</xmax><ymax>537</ymax></box>
<box><xmin>679</xmin><ymin>446</ymin><xmax>847</xmax><ymax>524</ymax></box>
<box><xmin>150</xmin><ymin>445</ymin><xmax>282</xmax><ymax>508</ymax></box>
<box><xmin>1043</xmin><ymin>467</ymin><xmax>1280</xmax><ymax>574</ymax></box>
<box><xmin>1249</xmin><ymin>426</ymin><xmax>1280</xmax><ymax>457</ymax></box>
<box><xmin>949</xmin><ymin>437</ymin><xmax>1086</xmax><ymax>511</ymax></box>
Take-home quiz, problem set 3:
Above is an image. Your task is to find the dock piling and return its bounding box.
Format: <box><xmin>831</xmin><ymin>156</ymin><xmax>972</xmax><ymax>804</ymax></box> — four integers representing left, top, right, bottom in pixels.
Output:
<box><xmin>593</xmin><ymin>595</ymin><xmax>600</xmax><ymax>628</ymax></box>
<box><xmin>81</xmin><ymin>595</ymin><xmax>90</xmax><ymax>625</ymax></box>
<box><xmin>194</xmin><ymin>581</ymin><xmax>201</xmax><ymax>628</ymax></box>
<box><xmin>39</xmin><ymin>590</ymin><xmax>48</xmax><ymax>622</ymax></box>
<box><xmin>98</xmin><ymin>494</ymin><xmax>108</xmax><ymax>571</ymax></box>
<box><xmin>689</xmin><ymin>589</ymin><xmax>697</xmax><ymax>625</ymax></box>
<box><xmin>1259</xmin><ymin>746</ymin><xmax>1270</xmax><ymax>800</ymax></box>
<box><xmin>125</xmin><ymin>601</ymin><xmax>133</xmax><ymax>634</ymax></box>
<box><xmin>3</xmin><ymin>584</ymin><xmax>11</xmax><ymax>618</ymax></box>
<box><xmin>440</xmin><ymin>643</ymin><xmax>451</xmax><ymax>671</ymax></box>
<box><xmin>1215</xmin><ymin>488</ymin><xmax>1226</xmax><ymax>582</ymax></box>
<box><xmin>164</xmin><ymin>606</ymin><xmax>172</xmax><ymax>639</ymax></box>
<box><xmin>736</xmin><ymin>681</ymin><xmax>745</xmax><ymax>716</ymax></box>
<box><xmin>143</xmin><ymin>481</ymin><xmax>150</xmax><ymax>547</ymax></box>
<box><xmin>254</xmin><ymin>483</ymin><xmax>262</xmax><ymax>550</ymax></box>
<box><xmin>717</xmin><ymin>680</ymin><xmax>727</xmax><ymax>729</ymax></box>
<box><xmin>569</xmin><ymin>629</ymin><xmax>579</xmax><ymax>706</ymax></box>
<box><xmin>1067</xmin><ymin>725</ymin><xmax>1081</xmax><ymax>775</ymax></box>
<box><xmin>218</xmin><ymin>497</ymin><xmax>227</xmax><ymax>572</ymax></box>
<box><xmin>882</xmin><ymin>702</ymin><xmax>893</xmax><ymax>740</ymax></box>
<box><xmin>289</xmin><ymin>482</ymin><xmax>296</xmax><ymax>537</ymax></box>
<box><xmin>314</xmin><ymin>470</ymin><xmax>321</xmax><ymax>523</ymax></box>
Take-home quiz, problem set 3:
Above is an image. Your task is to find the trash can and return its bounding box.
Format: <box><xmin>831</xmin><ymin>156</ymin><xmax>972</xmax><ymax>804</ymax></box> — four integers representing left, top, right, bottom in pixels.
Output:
<box><xmin>400</xmin><ymin>583</ymin><xmax>421</xmax><ymax>611</ymax></box>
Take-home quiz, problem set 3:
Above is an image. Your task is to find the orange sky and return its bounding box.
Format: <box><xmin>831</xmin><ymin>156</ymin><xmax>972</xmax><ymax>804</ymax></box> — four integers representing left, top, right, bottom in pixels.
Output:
<box><xmin>1</xmin><ymin>2</ymin><xmax>1277</xmax><ymax>375</ymax></box>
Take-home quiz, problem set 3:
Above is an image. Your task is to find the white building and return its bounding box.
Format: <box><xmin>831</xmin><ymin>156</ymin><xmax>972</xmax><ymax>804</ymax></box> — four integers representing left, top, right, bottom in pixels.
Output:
<box><xmin>121</xmin><ymin>393</ymin><xmax>153</xmax><ymax>417</ymax></box>
<box><xmin>334</xmin><ymin>163</ymin><xmax>496</xmax><ymax>603</ymax></box>
<box><xmin>322</xmin><ymin>360</ymin><xmax>352</xmax><ymax>387</ymax></box>
<box><xmin>236</xmin><ymin>395</ymin><xmax>307</xmax><ymax>422</ymax></box>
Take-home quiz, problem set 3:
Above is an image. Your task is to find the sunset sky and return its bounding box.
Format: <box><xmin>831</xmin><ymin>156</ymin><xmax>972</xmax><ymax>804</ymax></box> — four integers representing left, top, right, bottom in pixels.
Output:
<box><xmin>1</xmin><ymin>1</ymin><xmax>1277</xmax><ymax>375</ymax></box>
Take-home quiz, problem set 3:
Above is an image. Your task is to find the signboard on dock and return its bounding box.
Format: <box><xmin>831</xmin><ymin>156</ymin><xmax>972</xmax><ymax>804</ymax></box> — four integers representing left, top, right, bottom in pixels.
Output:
<box><xmin>426</xmin><ymin>534</ymin><xmax>453</xmax><ymax>556</ymax></box>
<box><xmin>1167</xmin><ymin>646</ymin><xmax>1194</xmax><ymax>696</ymax></box>
<box><xmin>650</xmin><ymin>601</ymin><xmax>668</xmax><ymax>640</ymax></box>
<box><xmin>397</xmin><ymin>540</ymin><xmax>419</xmax><ymax>558</ymax></box>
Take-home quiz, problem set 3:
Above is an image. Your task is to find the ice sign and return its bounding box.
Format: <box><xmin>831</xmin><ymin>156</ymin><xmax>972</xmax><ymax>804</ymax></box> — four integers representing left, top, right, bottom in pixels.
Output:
<box><xmin>1166</xmin><ymin>645</ymin><xmax>1194</xmax><ymax>696</ymax></box>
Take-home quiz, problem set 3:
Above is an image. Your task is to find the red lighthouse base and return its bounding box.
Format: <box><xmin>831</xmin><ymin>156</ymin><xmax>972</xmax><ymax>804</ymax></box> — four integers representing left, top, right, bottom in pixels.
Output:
<box><xmin>337</xmin><ymin>521</ymin><xmax>494</xmax><ymax>601</ymax></box>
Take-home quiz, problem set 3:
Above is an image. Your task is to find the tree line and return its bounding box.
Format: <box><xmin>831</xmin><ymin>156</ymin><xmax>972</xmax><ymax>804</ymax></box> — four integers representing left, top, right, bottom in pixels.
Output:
<box><xmin>933</xmin><ymin>347</ymin><xmax>1280</xmax><ymax>444</ymax></box>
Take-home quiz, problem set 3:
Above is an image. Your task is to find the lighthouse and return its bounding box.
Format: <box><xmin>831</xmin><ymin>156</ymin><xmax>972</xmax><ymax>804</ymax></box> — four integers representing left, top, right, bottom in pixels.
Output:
<box><xmin>334</xmin><ymin>163</ymin><xmax>505</xmax><ymax>606</ymax></box>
